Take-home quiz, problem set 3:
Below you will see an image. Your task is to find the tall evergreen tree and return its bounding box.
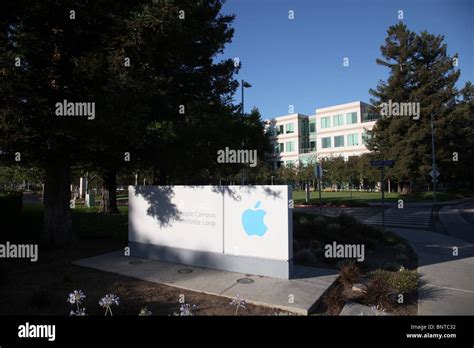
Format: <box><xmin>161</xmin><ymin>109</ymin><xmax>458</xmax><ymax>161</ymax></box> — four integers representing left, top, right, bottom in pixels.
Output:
<box><xmin>368</xmin><ymin>23</ymin><xmax>464</xmax><ymax>193</ymax></box>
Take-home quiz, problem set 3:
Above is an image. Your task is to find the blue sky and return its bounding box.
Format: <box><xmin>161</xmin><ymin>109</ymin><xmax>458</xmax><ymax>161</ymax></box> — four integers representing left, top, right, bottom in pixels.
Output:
<box><xmin>216</xmin><ymin>0</ymin><xmax>473</xmax><ymax>119</ymax></box>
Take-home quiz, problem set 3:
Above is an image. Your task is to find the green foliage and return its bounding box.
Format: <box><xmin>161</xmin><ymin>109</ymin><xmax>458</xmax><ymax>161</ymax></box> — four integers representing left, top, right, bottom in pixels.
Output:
<box><xmin>371</xmin><ymin>269</ymin><xmax>419</xmax><ymax>294</ymax></box>
<box><xmin>293</xmin><ymin>212</ymin><xmax>384</xmax><ymax>249</ymax></box>
<box><xmin>368</xmin><ymin>22</ymin><xmax>472</xmax><ymax>191</ymax></box>
<box><xmin>293</xmin><ymin>248</ymin><xmax>317</xmax><ymax>265</ymax></box>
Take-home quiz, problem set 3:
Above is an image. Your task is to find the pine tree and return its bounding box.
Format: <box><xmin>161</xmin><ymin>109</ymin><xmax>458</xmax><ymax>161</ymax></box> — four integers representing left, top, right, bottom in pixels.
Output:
<box><xmin>368</xmin><ymin>23</ymin><xmax>464</xmax><ymax>193</ymax></box>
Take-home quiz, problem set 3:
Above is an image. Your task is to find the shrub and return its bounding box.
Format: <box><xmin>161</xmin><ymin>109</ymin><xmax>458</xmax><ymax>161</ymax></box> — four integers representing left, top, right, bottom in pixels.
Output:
<box><xmin>337</xmin><ymin>213</ymin><xmax>358</xmax><ymax>227</ymax></box>
<box><xmin>371</xmin><ymin>269</ymin><xmax>419</xmax><ymax>294</ymax></box>
<box><xmin>384</xmin><ymin>232</ymin><xmax>403</xmax><ymax>246</ymax></box>
<box><xmin>294</xmin><ymin>248</ymin><xmax>317</xmax><ymax>265</ymax></box>
<box><xmin>362</xmin><ymin>273</ymin><xmax>394</xmax><ymax>310</ymax></box>
<box><xmin>339</xmin><ymin>260</ymin><xmax>361</xmax><ymax>287</ymax></box>
<box><xmin>322</xmin><ymin>286</ymin><xmax>344</xmax><ymax>315</ymax></box>
<box><xmin>326</xmin><ymin>223</ymin><xmax>342</xmax><ymax>234</ymax></box>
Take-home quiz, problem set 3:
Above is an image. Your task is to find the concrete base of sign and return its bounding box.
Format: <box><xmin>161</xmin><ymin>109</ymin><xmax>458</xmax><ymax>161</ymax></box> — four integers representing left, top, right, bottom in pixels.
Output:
<box><xmin>72</xmin><ymin>250</ymin><xmax>339</xmax><ymax>315</ymax></box>
<box><xmin>129</xmin><ymin>241</ymin><xmax>293</xmax><ymax>279</ymax></box>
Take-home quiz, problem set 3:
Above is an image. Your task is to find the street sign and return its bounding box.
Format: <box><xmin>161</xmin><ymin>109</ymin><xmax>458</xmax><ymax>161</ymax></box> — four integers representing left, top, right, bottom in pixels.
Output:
<box><xmin>314</xmin><ymin>164</ymin><xmax>323</xmax><ymax>179</ymax></box>
<box><xmin>369</xmin><ymin>159</ymin><xmax>395</xmax><ymax>234</ymax></box>
<box><xmin>429</xmin><ymin>169</ymin><xmax>440</xmax><ymax>179</ymax></box>
<box><xmin>370</xmin><ymin>160</ymin><xmax>395</xmax><ymax>168</ymax></box>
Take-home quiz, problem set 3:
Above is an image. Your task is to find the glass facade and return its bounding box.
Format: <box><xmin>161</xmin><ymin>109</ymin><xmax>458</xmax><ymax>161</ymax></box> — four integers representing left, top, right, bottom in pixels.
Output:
<box><xmin>334</xmin><ymin>135</ymin><xmax>344</xmax><ymax>147</ymax></box>
<box><xmin>322</xmin><ymin>137</ymin><xmax>331</xmax><ymax>148</ymax></box>
<box><xmin>321</xmin><ymin>116</ymin><xmax>331</xmax><ymax>129</ymax></box>
<box><xmin>347</xmin><ymin>133</ymin><xmax>359</xmax><ymax>146</ymax></box>
<box><xmin>346</xmin><ymin>112</ymin><xmax>357</xmax><ymax>124</ymax></box>
<box><xmin>333</xmin><ymin>114</ymin><xmax>344</xmax><ymax>126</ymax></box>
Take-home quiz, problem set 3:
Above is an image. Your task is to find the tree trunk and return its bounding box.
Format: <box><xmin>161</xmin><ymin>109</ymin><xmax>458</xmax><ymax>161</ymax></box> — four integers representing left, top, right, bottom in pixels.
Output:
<box><xmin>153</xmin><ymin>165</ymin><xmax>167</xmax><ymax>185</ymax></box>
<box><xmin>100</xmin><ymin>168</ymin><xmax>119</xmax><ymax>214</ymax></box>
<box><xmin>42</xmin><ymin>159</ymin><xmax>74</xmax><ymax>245</ymax></box>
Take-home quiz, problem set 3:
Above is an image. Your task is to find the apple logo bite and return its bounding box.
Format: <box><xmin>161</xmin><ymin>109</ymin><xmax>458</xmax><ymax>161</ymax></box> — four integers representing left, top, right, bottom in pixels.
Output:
<box><xmin>241</xmin><ymin>201</ymin><xmax>268</xmax><ymax>236</ymax></box>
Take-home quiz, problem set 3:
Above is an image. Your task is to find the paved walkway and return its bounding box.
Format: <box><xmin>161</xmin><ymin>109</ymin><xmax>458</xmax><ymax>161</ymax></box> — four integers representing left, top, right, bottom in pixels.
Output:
<box><xmin>392</xmin><ymin>228</ymin><xmax>474</xmax><ymax>315</ymax></box>
<box><xmin>439</xmin><ymin>200</ymin><xmax>474</xmax><ymax>243</ymax></box>
<box><xmin>364</xmin><ymin>207</ymin><xmax>432</xmax><ymax>229</ymax></box>
<box><xmin>73</xmin><ymin>251</ymin><xmax>338</xmax><ymax>315</ymax></box>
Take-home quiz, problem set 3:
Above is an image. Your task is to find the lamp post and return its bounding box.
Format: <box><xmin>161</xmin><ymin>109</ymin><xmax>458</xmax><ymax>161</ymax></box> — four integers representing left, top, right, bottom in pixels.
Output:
<box><xmin>241</xmin><ymin>80</ymin><xmax>252</xmax><ymax>185</ymax></box>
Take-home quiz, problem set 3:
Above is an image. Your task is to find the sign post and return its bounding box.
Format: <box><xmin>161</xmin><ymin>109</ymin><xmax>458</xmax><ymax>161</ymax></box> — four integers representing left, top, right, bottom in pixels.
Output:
<box><xmin>370</xmin><ymin>160</ymin><xmax>395</xmax><ymax>233</ymax></box>
<box><xmin>314</xmin><ymin>164</ymin><xmax>323</xmax><ymax>215</ymax></box>
<box><xmin>429</xmin><ymin>169</ymin><xmax>440</xmax><ymax>202</ymax></box>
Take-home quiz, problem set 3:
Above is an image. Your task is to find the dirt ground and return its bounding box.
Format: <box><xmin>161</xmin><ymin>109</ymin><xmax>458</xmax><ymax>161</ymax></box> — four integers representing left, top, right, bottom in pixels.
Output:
<box><xmin>0</xmin><ymin>239</ymin><xmax>286</xmax><ymax>316</ymax></box>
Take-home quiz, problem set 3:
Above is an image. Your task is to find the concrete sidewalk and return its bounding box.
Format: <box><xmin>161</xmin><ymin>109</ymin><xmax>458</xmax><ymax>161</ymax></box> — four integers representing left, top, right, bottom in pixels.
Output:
<box><xmin>439</xmin><ymin>201</ymin><xmax>474</xmax><ymax>243</ymax></box>
<box><xmin>392</xmin><ymin>228</ymin><xmax>474</xmax><ymax>315</ymax></box>
<box><xmin>72</xmin><ymin>251</ymin><xmax>338</xmax><ymax>315</ymax></box>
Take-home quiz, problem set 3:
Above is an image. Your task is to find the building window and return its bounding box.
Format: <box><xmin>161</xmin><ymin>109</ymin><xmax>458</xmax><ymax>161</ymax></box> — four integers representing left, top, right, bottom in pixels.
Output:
<box><xmin>362</xmin><ymin>131</ymin><xmax>372</xmax><ymax>145</ymax></box>
<box><xmin>276</xmin><ymin>161</ymin><xmax>284</xmax><ymax>168</ymax></box>
<box><xmin>321</xmin><ymin>116</ymin><xmax>331</xmax><ymax>129</ymax></box>
<box><xmin>301</xmin><ymin>138</ymin><xmax>309</xmax><ymax>150</ymax></box>
<box><xmin>277</xmin><ymin>125</ymin><xmax>284</xmax><ymax>134</ymax></box>
<box><xmin>322</xmin><ymin>137</ymin><xmax>331</xmax><ymax>149</ymax></box>
<box><xmin>347</xmin><ymin>133</ymin><xmax>359</xmax><ymax>146</ymax></box>
<box><xmin>285</xmin><ymin>123</ymin><xmax>294</xmax><ymax>134</ymax></box>
<box><xmin>362</xmin><ymin>112</ymin><xmax>380</xmax><ymax>123</ymax></box>
<box><xmin>285</xmin><ymin>141</ymin><xmax>294</xmax><ymax>152</ymax></box>
<box><xmin>301</xmin><ymin>120</ymin><xmax>309</xmax><ymax>135</ymax></box>
<box><xmin>334</xmin><ymin>135</ymin><xmax>344</xmax><ymax>147</ymax></box>
<box><xmin>286</xmin><ymin>160</ymin><xmax>294</xmax><ymax>166</ymax></box>
<box><xmin>346</xmin><ymin>112</ymin><xmax>357</xmax><ymax>124</ymax></box>
<box><xmin>275</xmin><ymin>143</ymin><xmax>284</xmax><ymax>153</ymax></box>
<box><xmin>309</xmin><ymin>121</ymin><xmax>316</xmax><ymax>133</ymax></box>
<box><xmin>310</xmin><ymin>141</ymin><xmax>316</xmax><ymax>151</ymax></box>
<box><xmin>333</xmin><ymin>114</ymin><xmax>344</xmax><ymax>126</ymax></box>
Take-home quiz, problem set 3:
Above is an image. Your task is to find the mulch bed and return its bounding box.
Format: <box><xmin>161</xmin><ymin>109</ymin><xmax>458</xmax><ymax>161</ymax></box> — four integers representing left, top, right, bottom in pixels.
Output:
<box><xmin>0</xmin><ymin>239</ymin><xmax>286</xmax><ymax>316</ymax></box>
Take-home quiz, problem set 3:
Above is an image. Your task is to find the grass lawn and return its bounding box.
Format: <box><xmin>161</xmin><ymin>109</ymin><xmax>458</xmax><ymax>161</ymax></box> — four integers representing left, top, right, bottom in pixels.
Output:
<box><xmin>292</xmin><ymin>189</ymin><xmax>473</xmax><ymax>205</ymax></box>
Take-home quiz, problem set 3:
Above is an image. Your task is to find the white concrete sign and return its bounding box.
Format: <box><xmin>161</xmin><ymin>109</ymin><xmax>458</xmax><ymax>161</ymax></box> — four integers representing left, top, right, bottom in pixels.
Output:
<box><xmin>224</xmin><ymin>186</ymin><xmax>292</xmax><ymax>260</ymax></box>
<box><xmin>129</xmin><ymin>186</ymin><xmax>223</xmax><ymax>253</ymax></box>
<box><xmin>129</xmin><ymin>185</ymin><xmax>293</xmax><ymax>277</ymax></box>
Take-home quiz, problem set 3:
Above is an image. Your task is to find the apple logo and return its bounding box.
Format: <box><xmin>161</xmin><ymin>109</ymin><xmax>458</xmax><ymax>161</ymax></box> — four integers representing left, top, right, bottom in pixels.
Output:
<box><xmin>242</xmin><ymin>201</ymin><xmax>268</xmax><ymax>236</ymax></box>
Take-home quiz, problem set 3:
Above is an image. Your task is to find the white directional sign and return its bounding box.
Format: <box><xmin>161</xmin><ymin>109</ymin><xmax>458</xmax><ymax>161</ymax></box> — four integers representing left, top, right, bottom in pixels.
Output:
<box><xmin>429</xmin><ymin>169</ymin><xmax>440</xmax><ymax>179</ymax></box>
